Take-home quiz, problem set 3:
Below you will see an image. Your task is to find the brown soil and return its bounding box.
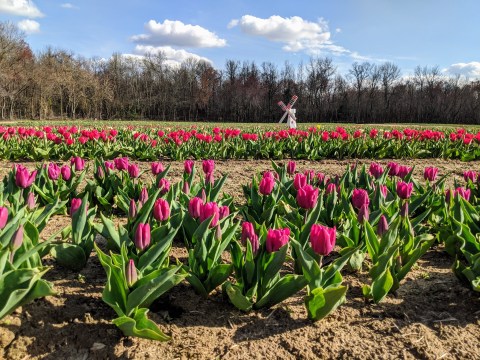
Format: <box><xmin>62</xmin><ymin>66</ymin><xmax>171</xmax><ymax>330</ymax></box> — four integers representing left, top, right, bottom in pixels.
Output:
<box><xmin>1</xmin><ymin>159</ymin><xmax>480</xmax><ymax>360</ymax></box>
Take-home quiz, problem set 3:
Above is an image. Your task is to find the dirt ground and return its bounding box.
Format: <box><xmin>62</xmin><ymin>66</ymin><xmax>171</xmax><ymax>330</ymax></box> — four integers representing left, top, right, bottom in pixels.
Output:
<box><xmin>1</xmin><ymin>159</ymin><xmax>480</xmax><ymax>360</ymax></box>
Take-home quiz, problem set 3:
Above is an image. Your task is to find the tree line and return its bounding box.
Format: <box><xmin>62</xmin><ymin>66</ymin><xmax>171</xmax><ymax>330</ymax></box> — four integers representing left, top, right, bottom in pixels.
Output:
<box><xmin>1</xmin><ymin>21</ymin><xmax>479</xmax><ymax>124</ymax></box>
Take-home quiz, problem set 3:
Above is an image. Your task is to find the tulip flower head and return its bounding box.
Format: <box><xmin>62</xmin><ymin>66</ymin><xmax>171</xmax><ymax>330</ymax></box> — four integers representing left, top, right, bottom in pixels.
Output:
<box><xmin>128</xmin><ymin>164</ymin><xmax>140</xmax><ymax>178</ymax></box>
<box><xmin>158</xmin><ymin>178</ymin><xmax>170</xmax><ymax>195</ymax></box>
<box><xmin>70</xmin><ymin>198</ymin><xmax>82</xmax><ymax>217</ymax></box>
<box><xmin>27</xmin><ymin>192</ymin><xmax>36</xmax><ymax>210</ymax></box>
<box><xmin>296</xmin><ymin>185</ymin><xmax>319</xmax><ymax>209</ymax></box>
<box><xmin>134</xmin><ymin>223</ymin><xmax>151</xmax><ymax>251</ymax></box>
<box><xmin>114</xmin><ymin>157</ymin><xmax>129</xmax><ymax>171</ymax></box>
<box><xmin>139</xmin><ymin>187</ymin><xmax>149</xmax><ymax>206</ymax></box>
<box><xmin>15</xmin><ymin>165</ymin><xmax>37</xmax><ymax>189</ymax></box>
<box><xmin>219</xmin><ymin>205</ymin><xmax>230</xmax><ymax>220</ymax></box>
<box><xmin>71</xmin><ymin>156</ymin><xmax>85</xmax><ymax>172</ymax></box>
<box><xmin>128</xmin><ymin>199</ymin><xmax>137</xmax><ymax>220</ymax></box>
<box><xmin>241</xmin><ymin>222</ymin><xmax>259</xmax><ymax>253</ymax></box>
<box><xmin>259</xmin><ymin>175</ymin><xmax>275</xmax><ymax>196</ymax></box>
<box><xmin>188</xmin><ymin>197</ymin><xmax>203</xmax><ymax>219</ymax></box>
<box><xmin>48</xmin><ymin>163</ymin><xmax>61</xmax><ymax>180</ymax></box>
<box><xmin>455</xmin><ymin>187</ymin><xmax>471</xmax><ymax>202</ymax></box>
<box><xmin>0</xmin><ymin>206</ymin><xmax>8</xmax><ymax>229</ymax></box>
<box><xmin>266</xmin><ymin>228</ymin><xmax>290</xmax><ymax>253</ymax></box>
<box><xmin>287</xmin><ymin>161</ymin><xmax>296</xmax><ymax>175</ymax></box>
<box><xmin>352</xmin><ymin>188</ymin><xmax>370</xmax><ymax>209</ymax></box>
<box><xmin>424</xmin><ymin>167</ymin><xmax>439</xmax><ymax>182</ymax></box>
<box><xmin>202</xmin><ymin>160</ymin><xmax>215</xmax><ymax>177</ymax></box>
<box><xmin>369</xmin><ymin>162</ymin><xmax>384</xmax><ymax>179</ymax></box>
<box><xmin>184</xmin><ymin>160</ymin><xmax>194</xmax><ymax>174</ymax></box>
<box><xmin>463</xmin><ymin>170</ymin><xmax>477</xmax><ymax>183</ymax></box>
<box><xmin>309</xmin><ymin>224</ymin><xmax>336</xmax><ymax>256</ymax></box>
<box><xmin>397</xmin><ymin>165</ymin><xmax>412</xmax><ymax>180</ymax></box>
<box><xmin>357</xmin><ymin>204</ymin><xmax>369</xmax><ymax>224</ymax></box>
<box><xmin>199</xmin><ymin>202</ymin><xmax>220</xmax><ymax>227</ymax></box>
<box><xmin>153</xmin><ymin>198</ymin><xmax>170</xmax><ymax>221</ymax></box>
<box><xmin>126</xmin><ymin>259</ymin><xmax>137</xmax><ymax>287</ymax></box>
<box><xmin>151</xmin><ymin>162</ymin><xmax>164</xmax><ymax>175</ymax></box>
<box><xmin>377</xmin><ymin>215</ymin><xmax>389</xmax><ymax>236</ymax></box>
<box><xmin>293</xmin><ymin>173</ymin><xmax>307</xmax><ymax>191</ymax></box>
<box><xmin>387</xmin><ymin>162</ymin><xmax>400</xmax><ymax>177</ymax></box>
<box><xmin>61</xmin><ymin>165</ymin><xmax>71</xmax><ymax>181</ymax></box>
<box><xmin>396</xmin><ymin>181</ymin><xmax>413</xmax><ymax>199</ymax></box>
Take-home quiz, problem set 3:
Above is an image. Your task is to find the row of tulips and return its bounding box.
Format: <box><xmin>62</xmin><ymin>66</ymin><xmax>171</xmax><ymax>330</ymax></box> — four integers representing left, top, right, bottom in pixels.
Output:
<box><xmin>1</xmin><ymin>157</ymin><xmax>479</xmax><ymax>342</ymax></box>
<box><xmin>3</xmin><ymin>125</ymin><xmax>480</xmax><ymax>161</ymax></box>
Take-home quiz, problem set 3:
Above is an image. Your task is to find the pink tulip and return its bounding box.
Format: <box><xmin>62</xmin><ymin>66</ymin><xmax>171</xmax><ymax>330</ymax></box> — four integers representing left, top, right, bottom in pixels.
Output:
<box><xmin>266</xmin><ymin>228</ymin><xmax>290</xmax><ymax>253</ymax></box>
<box><xmin>114</xmin><ymin>157</ymin><xmax>129</xmax><ymax>171</ymax></box>
<box><xmin>352</xmin><ymin>188</ymin><xmax>370</xmax><ymax>209</ymax></box>
<box><xmin>219</xmin><ymin>205</ymin><xmax>230</xmax><ymax>220</ymax></box>
<box><xmin>139</xmin><ymin>187</ymin><xmax>148</xmax><ymax>206</ymax></box>
<box><xmin>358</xmin><ymin>204</ymin><xmax>369</xmax><ymax>224</ymax></box>
<box><xmin>153</xmin><ymin>198</ymin><xmax>170</xmax><ymax>221</ymax></box>
<box><xmin>287</xmin><ymin>161</ymin><xmax>296</xmax><ymax>175</ymax></box>
<box><xmin>424</xmin><ymin>167</ymin><xmax>439</xmax><ymax>182</ymax></box>
<box><xmin>61</xmin><ymin>165</ymin><xmax>71</xmax><ymax>181</ymax></box>
<box><xmin>379</xmin><ymin>185</ymin><xmax>388</xmax><ymax>198</ymax></box>
<box><xmin>128</xmin><ymin>199</ymin><xmax>137</xmax><ymax>220</ymax></box>
<box><xmin>128</xmin><ymin>164</ymin><xmax>140</xmax><ymax>178</ymax></box>
<box><xmin>199</xmin><ymin>202</ymin><xmax>220</xmax><ymax>227</ymax></box>
<box><xmin>15</xmin><ymin>165</ymin><xmax>37</xmax><ymax>189</ymax></box>
<box><xmin>27</xmin><ymin>192</ymin><xmax>35</xmax><ymax>210</ymax></box>
<box><xmin>455</xmin><ymin>187</ymin><xmax>471</xmax><ymax>201</ymax></box>
<box><xmin>326</xmin><ymin>182</ymin><xmax>338</xmax><ymax>195</ymax></box>
<box><xmin>70</xmin><ymin>157</ymin><xmax>85</xmax><ymax>171</ymax></box>
<box><xmin>377</xmin><ymin>215</ymin><xmax>389</xmax><ymax>236</ymax></box>
<box><xmin>70</xmin><ymin>198</ymin><xmax>83</xmax><ymax>217</ymax></box>
<box><xmin>296</xmin><ymin>185</ymin><xmax>319</xmax><ymax>209</ymax></box>
<box><xmin>188</xmin><ymin>197</ymin><xmax>203</xmax><ymax>219</ymax></box>
<box><xmin>369</xmin><ymin>162</ymin><xmax>384</xmax><ymax>179</ymax></box>
<box><xmin>126</xmin><ymin>259</ymin><xmax>137</xmax><ymax>287</ymax></box>
<box><xmin>202</xmin><ymin>160</ymin><xmax>215</xmax><ymax>176</ymax></box>
<box><xmin>0</xmin><ymin>206</ymin><xmax>8</xmax><ymax>229</ymax></box>
<box><xmin>397</xmin><ymin>165</ymin><xmax>412</xmax><ymax>180</ymax></box>
<box><xmin>158</xmin><ymin>178</ymin><xmax>170</xmax><ymax>195</ymax></box>
<box><xmin>241</xmin><ymin>222</ymin><xmax>259</xmax><ymax>253</ymax></box>
<box><xmin>396</xmin><ymin>182</ymin><xmax>413</xmax><ymax>199</ymax></box>
<box><xmin>184</xmin><ymin>160</ymin><xmax>194</xmax><ymax>174</ymax></box>
<box><xmin>463</xmin><ymin>170</ymin><xmax>477</xmax><ymax>183</ymax></box>
<box><xmin>310</xmin><ymin>224</ymin><xmax>336</xmax><ymax>256</ymax></box>
<box><xmin>259</xmin><ymin>176</ymin><xmax>275</xmax><ymax>196</ymax></box>
<box><xmin>47</xmin><ymin>163</ymin><xmax>61</xmax><ymax>180</ymax></box>
<box><xmin>151</xmin><ymin>162</ymin><xmax>164</xmax><ymax>175</ymax></box>
<box><xmin>387</xmin><ymin>162</ymin><xmax>399</xmax><ymax>177</ymax></box>
<box><xmin>293</xmin><ymin>173</ymin><xmax>307</xmax><ymax>191</ymax></box>
<box><xmin>134</xmin><ymin>223</ymin><xmax>151</xmax><ymax>251</ymax></box>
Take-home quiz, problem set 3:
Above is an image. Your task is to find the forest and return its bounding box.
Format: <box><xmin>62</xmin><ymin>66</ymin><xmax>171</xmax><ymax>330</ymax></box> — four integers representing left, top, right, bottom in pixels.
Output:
<box><xmin>1</xmin><ymin>21</ymin><xmax>479</xmax><ymax>123</ymax></box>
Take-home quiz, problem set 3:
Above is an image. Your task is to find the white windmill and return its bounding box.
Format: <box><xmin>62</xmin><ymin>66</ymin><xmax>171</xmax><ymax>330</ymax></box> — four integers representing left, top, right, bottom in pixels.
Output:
<box><xmin>277</xmin><ymin>95</ymin><xmax>298</xmax><ymax>129</ymax></box>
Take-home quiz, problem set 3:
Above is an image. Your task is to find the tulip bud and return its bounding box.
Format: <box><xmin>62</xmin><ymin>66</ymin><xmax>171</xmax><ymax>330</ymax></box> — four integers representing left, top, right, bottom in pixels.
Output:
<box><xmin>309</xmin><ymin>224</ymin><xmax>336</xmax><ymax>256</ymax></box>
<box><xmin>139</xmin><ymin>187</ymin><xmax>148</xmax><ymax>206</ymax></box>
<box><xmin>201</xmin><ymin>188</ymin><xmax>207</xmax><ymax>202</ymax></box>
<box><xmin>241</xmin><ymin>222</ymin><xmax>259</xmax><ymax>253</ymax></box>
<box><xmin>357</xmin><ymin>204</ymin><xmax>369</xmax><ymax>224</ymax></box>
<box><xmin>287</xmin><ymin>161</ymin><xmax>296</xmax><ymax>175</ymax></box>
<box><xmin>10</xmin><ymin>224</ymin><xmax>24</xmax><ymax>251</ymax></box>
<box><xmin>61</xmin><ymin>165</ymin><xmax>72</xmax><ymax>181</ymax></box>
<box><xmin>215</xmin><ymin>224</ymin><xmax>222</xmax><ymax>241</ymax></box>
<box><xmin>377</xmin><ymin>215</ymin><xmax>389</xmax><ymax>236</ymax></box>
<box><xmin>266</xmin><ymin>228</ymin><xmax>290</xmax><ymax>253</ymax></box>
<box><xmin>96</xmin><ymin>166</ymin><xmax>104</xmax><ymax>180</ymax></box>
<box><xmin>259</xmin><ymin>176</ymin><xmax>275</xmax><ymax>196</ymax></box>
<box><xmin>326</xmin><ymin>182</ymin><xmax>338</xmax><ymax>195</ymax></box>
<box><xmin>296</xmin><ymin>185</ymin><xmax>319</xmax><ymax>209</ymax></box>
<box><xmin>158</xmin><ymin>178</ymin><xmax>170</xmax><ymax>195</ymax></box>
<box><xmin>219</xmin><ymin>205</ymin><xmax>230</xmax><ymax>220</ymax></box>
<box><xmin>202</xmin><ymin>160</ymin><xmax>215</xmax><ymax>176</ymax></box>
<box><xmin>114</xmin><ymin>157</ymin><xmax>129</xmax><ymax>171</ymax></box>
<box><xmin>206</xmin><ymin>172</ymin><xmax>215</xmax><ymax>185</ymax></box>
<box><xmin>400</xmin><ymin>202</ymin><xmax>409</xmax><ymax>218</ymax></box>
<box><xmin>153</xmin><ymin>198</ymin><xmax>170</xmax><ymax>221</ymax></box>
<box><xmin>379</xmin><ymin>185</ymin><xmax>388</xmax><ymax>199</ymax></box>
<box><xmin>0</xmin><ymin>206</ymin><xmax>8</xmax><ymax>229</ymax></box>
<box><xmin>184</xmin><ymin>160</ymin><xmax>194</xmax><ymax>174</ymax></box>
<box><xmin>189</xmin><ymin>197</ymin><xmax>203</xmax><ymax>219</ymax></box>
<box><xmin>182</xmin><ymin>181</ymin><xmax>190</xmax><ymax>194</ymax></box>
<box><xmin>126</xmin><ymin>259</ymin><xmax>138</xmax><ymax>287</ymax></box>
<box><xmin>128</xmin><ymin>199</ymin><xmax>137</xmax><ymax>220</ymax></box>
<box><xmin>27</xmin><ymin>192</ymin><xmax>35</xmax><ymax>210</ymax></box>
<box><xmin>134</xmin><ymin>223</ymin><xmax>151</xmax><ymax>251</ymax></box>
<box><xmin>70</xmin><ymin>198</ymin><xmax>82</xmax><ymax>217</ymax></box>
<box><xmin>463</xmin><ymin>170</ymin><xmax>477</xmax><ymax>183</ymax></box>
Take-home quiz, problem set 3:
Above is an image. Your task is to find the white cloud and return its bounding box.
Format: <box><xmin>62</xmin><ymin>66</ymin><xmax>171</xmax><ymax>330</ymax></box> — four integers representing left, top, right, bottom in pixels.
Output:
<box><xmin>61</xmin><ymin>3</ymin><xmax>78</xmax><ymax>9</ymax></box>
<box><xmin>0</xmin><ymin>0</ymin><xmax>43</xmax><ymax>18</ymax></box>
<box><xmin>131</xmin><ymin>19</ymin><xmax>226</xmax><ymax>48</ymax></box>
<box><xmin>335</xmin><ymin>28</ymin><xmax>341</xmax><ymax>33</ymax></box>
<box><xmin>443</xmin><ymin>62</ymin><xmax>480</xmax><ymax>78</ymax></box>
<box><xmin>17</xmin><ymin>19</ymin><xmax>40</xmax><ymax>34</ymax></box>
<box><xmin>133</xmin><ymin>45</ymin><xmax>212</xmax><ymax>67</ymax></box>
<box><xmin>228</xmin><ymin>15</ymin><xmax>330</xmax><ymax>52</ymax></box>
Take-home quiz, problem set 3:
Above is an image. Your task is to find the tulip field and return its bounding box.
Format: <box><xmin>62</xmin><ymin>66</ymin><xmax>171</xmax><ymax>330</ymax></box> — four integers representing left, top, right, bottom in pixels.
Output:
<box><xmin>1</xmin><ymin>124</ymin><xmax>480</xmax><ymax>359</ymax></box>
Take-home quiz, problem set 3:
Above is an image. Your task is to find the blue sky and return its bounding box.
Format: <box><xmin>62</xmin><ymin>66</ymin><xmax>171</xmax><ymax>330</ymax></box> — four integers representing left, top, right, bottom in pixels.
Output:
<box><xmin>0</xmin><ymin>0</ymin><xmax>479</xmax><ymax>77</ymax></box>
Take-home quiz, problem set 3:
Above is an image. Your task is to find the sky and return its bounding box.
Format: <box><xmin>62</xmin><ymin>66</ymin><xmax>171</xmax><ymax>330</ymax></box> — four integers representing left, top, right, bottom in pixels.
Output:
<box><xmin>0</xmin><ymin>0</ymin><xmax>479</xmax><ymax>77</ymax></box>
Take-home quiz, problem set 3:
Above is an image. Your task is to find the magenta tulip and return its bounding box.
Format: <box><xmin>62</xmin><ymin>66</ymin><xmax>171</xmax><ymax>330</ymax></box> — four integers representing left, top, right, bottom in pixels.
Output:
<box><xmin>0</xmin><ymin>206</ymin><xmax>8</xmax><ymax>229</ymax></box>
<box><xmin>358</xmin><ymin>204</ymin><xmax>369</xmax><ymax>224</ymax></box>
<box><xmin>287</xmin><ymin>161</ymin><xmax>296</xmax><ymax>175</ymax></box>
<box><xmin>326</xmin><ymin>182</ymin><xmax>338</xmax><ymax>195</ymax></box>
<box><xmin>114</xmin><ymin>157</ymin><xmax>129</xmax><ymax>171</ymax></box>
<box><xmin>134</xmin><ymin>223</ymin><xmax>150</xmax><ymax>251</ymax></box>
<box><xmin>61</xmin><ymin>165</ymin><xmax>71</xmax><ymax>181</ymax></box>
<box><xmin>352</xmin><ymin>188</ymin><xmax>370</xmax><ymax>209</ymax></box>
<box><xmin>128</xmin><ymin>199</ymin><xmax>137</xmax><ymax>220</ymax></box>
<box><xmin>202</xmin><ymin>160</ymin><xmax>215</xmax><ymax>176</ymax></box>
<box><xmin>139</xmin><ymin>187</ymin><xmax>148</xmax><ymax>206</ymax></box>
<box><xmin>241</xmin><ymin>222</ymin><xmax>259</xmax><ymax>253</ymax></box>
<box><xmin>153</xmin><ymin>198</ymin><xmax>170</xmax><ymax>221</ymax></box>
<box><xmin>158</xmin><ymin>178</ymin><xmax>170</xmax><ymax>195</ymax></box>
<box><xmin>369</xmin><ymin>162</ymin><xmax>384</xmax><ymax>179</ymax></box>
<box><xmin>377</xmin><ymin>215</ymin><xmax>389</xmax><ymax>236</ymax></box>
<box><xmin>296</xmin><ymin>185</ymin><xmax>319</xmax><ymax>209</ymax></box>
<box><xmin>47</xmin><ymin>163</ymin><xmax>61</xmax><ymax>180</ymax></box>
<box><xmin>463</xmin><ymin>170</ymin><xmax>477</xmax><ymax>183</ymax></box>
<box><xmin>189</xmin><ymin>197</ymin><xmax>203</xmax><ymax>219</ymax></box>
<box><xmin>199</xmin><ymin>202</ymin><xmax>220</xmax><ymax>227</ymax></box>
<box><xmin>15</xmin><ymin>165</ymin><xmax>37</xmax><ymax>189</ymax></box>
<box><xmin>396</xmin><ymin>182</ymin><xmax>413</xmax><ymax>199</ymax></box>
<box><xmin>219</xmin><ymin>205</ymin><xmax>230</xmax><ymax>220</ymax></box>
<box><xmin>455</xmin><ymin>187</ymin><xmax>471</xmax><ymax>201</ymax></box>
<box><xmin>127</xmin><ymin>164</ymin><xmax>140</xmax><ymax>178</ymax></box>
<box><xmin>27</xmin><ymin>192</ymin><xmax>35</xmax><ymax>210</ymax></box>
<box><xmin>387</xmin><ymin>162</ymin><xmax>399</xmax><ymax>177</ymax></box>
<box><xmin>424</xmin><ymin>167</ymin><xmax>439</xmax><ymax>182</ymax></box>
<box><xmin>184</xmin><ymin>160</ymin><xmax>194</xmax><ymax>174</ymax></box>
<box><xmin>70</xmin><ymin>156</ymin><xmax>85</xmax><ymax>171</ymax></box>
<box><xmin>70</xmin><ymin>198</ymin><xmax>82</xmax><ymax>217</ymax></box>
<box><xmin>151</xmin><ymin>162</ymin><xmax>164</xmax><ymax>175</ymax></box>
<box><xmin>309</xmin><ymin>224</ymin><xmax>336</xmax><ymax>256</ymax></box>
<box><xmin>266</xmin><ymin>228</ymin><xmax>290</xmax><ymax>253</ymax></box>
<box><xmin>259</xmin><ymin>176</ymin><xmax>275</xmax><ymax>196</ymax></box>
<box><xmin>293</xmin><ymin>173</ymin><xmax>307</xmax><ymax>191</ymax></box>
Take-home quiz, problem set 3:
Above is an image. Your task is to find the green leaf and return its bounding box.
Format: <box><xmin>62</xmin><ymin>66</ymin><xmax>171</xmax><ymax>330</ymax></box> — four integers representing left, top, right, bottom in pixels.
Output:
<box><xmin>254</xmin><ymin>274</ymin><xmax>307</xmax><ymax>309</ymax></box>
<box><xmin>204</xmin><ymin>264</ymin><xmax>233</xmax><ymax>293</ymax></box>
<box><xmin>112</xmin><ymin>308</ymin><xmax>170</xmax><ymax>341</ymax></box>
<box><xmin>305</xmin><ymin>285</ymin><xmax>348</xmax><ymax>321</ymax></box>
<box><xmin>223</xmin><ymin>281</ymin><xmax>253</xmax><ymax>312</ymax></box>
<box><xmin>50</xmin><ymin>243</ymin><xmax>87</xmax><ymax>271</ymax></box>
<box><xmin>371</xmin><ymin>268</ymin><xmax>394</xmax><ymax>303</ymax></box>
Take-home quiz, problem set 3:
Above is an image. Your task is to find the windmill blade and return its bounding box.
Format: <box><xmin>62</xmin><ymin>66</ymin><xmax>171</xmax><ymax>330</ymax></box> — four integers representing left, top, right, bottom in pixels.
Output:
<box><xmin>286</xmin><ymin>95</ymin><xmax>298</xmax><ymax>109</ymax></box>
<box><xmin>278</xmin><ymin>111</ymin><xmax>288</xmax><ymax>123</ymax></box>
<box><xmin>277</xmin><ymin>101</ymin><xmax>287</xmax><ymax>111</ymax></box>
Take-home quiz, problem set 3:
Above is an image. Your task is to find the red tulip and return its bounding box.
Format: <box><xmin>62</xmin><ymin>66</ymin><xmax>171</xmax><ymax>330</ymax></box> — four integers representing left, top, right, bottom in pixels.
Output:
<box><xmin>266</xmin><ymin>228</ymin><xmax>290</xmax><ymax>253</ymax></box>
<box><xmin>309</xmin><ymin>224</ymin><xmax>336</xmax><ymax>256</ymax></box>
<box><xmin>296</xmin><ymin>185</ymin><xmax>319</xmax><ymax>209</ymax></box>
<box><xmin>153</xmin><ymin>198</ymin><xmax>170</xmax><ymax>221</ymax></box>
<box><xmin>352</xmin><ymin>188</ymin><xmax>370</xmax><ymax>209</ymax></box>
<box><xmin>134</xmin><ymin>223</ymin><xmax>151</xmax><ymax>251</ymax></box>
<box><xmin>396</xmin><ymin>182</ymin><xmax>413</xmax><ymax>199</ymax></box>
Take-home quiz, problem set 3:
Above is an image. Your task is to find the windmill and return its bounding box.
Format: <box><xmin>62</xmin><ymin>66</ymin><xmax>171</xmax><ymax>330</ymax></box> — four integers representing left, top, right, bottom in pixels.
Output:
<box><xmin>277</xmin><ymin>95</ymin><xmax>298</xmax><ymax>129</ymax></box>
